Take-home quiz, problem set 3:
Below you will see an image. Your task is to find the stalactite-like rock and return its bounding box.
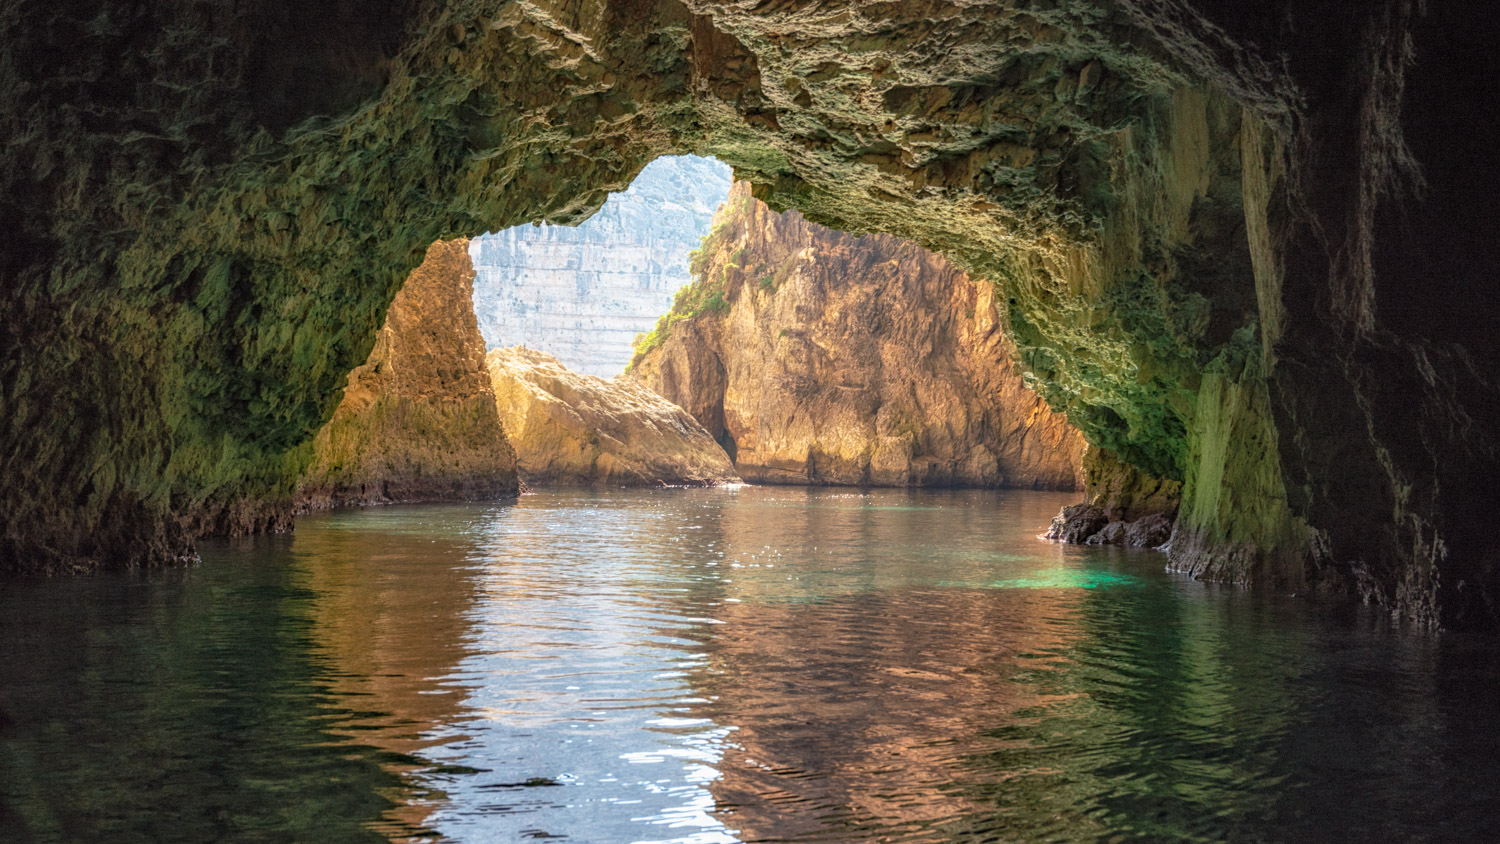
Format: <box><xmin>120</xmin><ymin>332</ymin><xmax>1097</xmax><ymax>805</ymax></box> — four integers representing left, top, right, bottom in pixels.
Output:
<box><xmin>296</xmin><ymin>239</ymin><xmax>518</xmax><ymax>510</ymax></box>
<box><xmin>629</xmin><ymin>183</ymin><xmax>1085</xmax><ymax>489</ymax></box>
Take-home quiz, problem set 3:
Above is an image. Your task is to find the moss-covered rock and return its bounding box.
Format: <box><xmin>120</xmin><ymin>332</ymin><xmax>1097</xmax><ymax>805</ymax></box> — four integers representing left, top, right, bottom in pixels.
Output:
<box><xmin>2</xmin><ymin>0</ymin><xmax>1497</xmax><ymax>628</ymax></box>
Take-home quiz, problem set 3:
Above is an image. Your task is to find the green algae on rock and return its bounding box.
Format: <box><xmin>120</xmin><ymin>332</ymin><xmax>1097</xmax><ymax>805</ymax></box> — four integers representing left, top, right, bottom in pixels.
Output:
<box><xmin>1</xmin><ymin>0</ymin><xmax>1497</xmax><ymax>629</ymax></box>
<box><xmin>296</xmin><ymin>239</ymin><xmax>519</xmax><ymax>510</ymax></box>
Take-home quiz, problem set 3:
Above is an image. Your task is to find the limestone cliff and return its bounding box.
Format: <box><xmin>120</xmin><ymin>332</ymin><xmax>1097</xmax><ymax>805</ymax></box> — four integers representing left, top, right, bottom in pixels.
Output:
<box><xmin>470</xmin><ymin>156</ymin><xmax>733</xmax><ymax>376</ymax></box>
<box><xmin>3</xmin><ymin>0</ymin><xmax>1498</xmax><ymax>628</ymax></box>
<box><xmin>297</xmin><ymin>240</ymin><xmax>519</xmax><ymax>509</ymax></box>
<box><xmin>629</xmin><ymin>183</ymin><xmax>1085</xmax><ymax>489</ymax></box>
<box><xmin>487</xmin><ymin>346</ymin><xmax>738</xmax><ymax>487</ymax></box>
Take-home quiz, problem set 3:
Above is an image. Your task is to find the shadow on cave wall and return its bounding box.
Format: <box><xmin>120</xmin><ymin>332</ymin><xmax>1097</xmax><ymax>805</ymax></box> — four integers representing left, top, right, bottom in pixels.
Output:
<box><xmin>2</xmin><ymin>0</ymin><xmax>1497</xmax><ymax>628</ymax></box>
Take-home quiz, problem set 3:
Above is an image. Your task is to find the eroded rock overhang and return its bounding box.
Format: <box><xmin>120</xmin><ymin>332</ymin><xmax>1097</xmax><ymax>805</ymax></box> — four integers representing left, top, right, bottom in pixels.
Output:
<box><xmin>2</xmin><ymin>0</ymin><xmax>1496</xmax><ymax>628</ymax></box>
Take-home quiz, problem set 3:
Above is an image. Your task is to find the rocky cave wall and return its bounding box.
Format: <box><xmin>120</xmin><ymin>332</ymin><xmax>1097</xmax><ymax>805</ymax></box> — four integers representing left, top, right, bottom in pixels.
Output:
<box><xmin>3</xmin><ymin>1</ymin><xmax>1497</xmax><ymax>628</ymax></box>
<box><xmin>296</xmin><ymin>238</ymin><xmax>518</xmax><ymax>510</ymax></box>
<box><xmin>630</xmin><ymin>181</ymin><xmax>1085</xmax><ymax>489</ymax></box>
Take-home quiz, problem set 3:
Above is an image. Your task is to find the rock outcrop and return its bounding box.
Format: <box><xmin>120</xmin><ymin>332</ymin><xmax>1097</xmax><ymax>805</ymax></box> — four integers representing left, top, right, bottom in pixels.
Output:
<box><xmin>3</xmin><ymin>1</ymin><xmax>1498</xmax><ymax>628</ymax></box>
<box><xmin>1045</xmin><ymin>505</ymin><xmax>1111</xmax><ymax>545</ymax></box>
<box><xmin>629</xmin><ymin>183</ymin><xmax>1085</xmax><ymax>489</ymax></box>
<box><xmin>296</xmin><ymin>240</ymin><xmax>519</xmax><ymax>510</ymax></box>
<box><xmin>1045</xmin><ymin>446</ymin><xmax>1182</xmax><ymax>547</ymax></box>
<box><xmin>470</xmin><ymin>156</ymin><xmax>733</xmax><ymax>376</ymax></box>
<box><xmin>1045</xmin><ymin>506</ymin><xmax>1174</xmax><ymax>549</ymax></box>
<box><xmin>486</xmin><ymin>346</ymin><xmax>739</xmax><ymax>487</ymax></box>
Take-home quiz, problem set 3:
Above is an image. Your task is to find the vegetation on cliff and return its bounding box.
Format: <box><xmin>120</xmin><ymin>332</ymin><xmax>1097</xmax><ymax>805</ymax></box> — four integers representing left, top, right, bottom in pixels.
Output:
<box><xmin>630</xmin><ymin>183</ymin><xmax>1086</xmax><ymax>490</ymax></box>
<box><xmin>471</xmin><ymin>155</ymin><xmax>732</xmax><ymax>377</ymax></box>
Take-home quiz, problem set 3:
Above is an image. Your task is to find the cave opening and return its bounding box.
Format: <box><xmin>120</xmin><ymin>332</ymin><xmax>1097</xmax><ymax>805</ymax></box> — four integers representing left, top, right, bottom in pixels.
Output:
<box><xmin>336</xmin><ymin>147</ymin><xmax>1095</xmax><ymax>498</ymax></box>
<box><xmin>6</xmin><ymin>2</ymin><xmax>1500</xmax><ymax>839</ymax></box>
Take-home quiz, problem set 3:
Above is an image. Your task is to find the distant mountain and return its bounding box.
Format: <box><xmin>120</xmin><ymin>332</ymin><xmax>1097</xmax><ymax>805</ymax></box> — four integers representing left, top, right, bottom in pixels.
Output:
<box><xmin>470</xmin><ymin>155</ymin><xmax>733</xmax><ymax>377</ymax></box>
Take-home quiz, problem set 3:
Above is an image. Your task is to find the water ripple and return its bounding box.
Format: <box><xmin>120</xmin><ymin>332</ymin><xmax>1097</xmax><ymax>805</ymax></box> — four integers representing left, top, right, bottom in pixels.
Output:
<box><xmin>4</xmin><ymin>488</ymin><xmax>1500</xmax><ymax>842</ymax></box>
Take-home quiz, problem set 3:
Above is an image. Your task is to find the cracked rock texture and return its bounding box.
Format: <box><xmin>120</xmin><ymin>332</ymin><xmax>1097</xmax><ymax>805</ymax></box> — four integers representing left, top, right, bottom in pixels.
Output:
<box><xmin>1045</xmin><ymin>444</ymin><xmax>1180</xmax><ymax>546</ymax></box>
<box><xmin>296</xmin><ymin>239</ymin><xmax>519</xmax><ymax>510</ymax></box>
<box><xmin>2</xmin><ymin>0</ymin><xmax>1497</xmax><ymax>628</ymax></box>
<box><xmin>630</xmin><ymin>182</ymin><xmax>1084</xmax><ymax>489</ymax></box>
<box><xmin>470</xmin><ymin>155</ymin><xmax>732</xmax><ymax>376</ymax></box>
<box><xmin>487</xmin><ymin>345</ymin><xmax>739</xmax><ymax>487</ymax></box>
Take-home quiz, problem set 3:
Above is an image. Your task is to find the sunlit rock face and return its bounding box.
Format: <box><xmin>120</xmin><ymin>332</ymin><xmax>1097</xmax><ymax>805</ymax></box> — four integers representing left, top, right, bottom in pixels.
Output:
<box><xmin>470</xmin><ymin>156</ymin><xmax>733</xmax><ymax>377</ymax></box>
<box><xmin>487</xmin><ymin>346</ymin><xmax>739</xmax><ymax>487</ymax></box>
<box><xmin>630</xmin><ymin>183</ymin><xmax>1085</xmax><ymax>489</ymax></box>
<box><xmin>3</xmin><ymin>1</ymin><xmax>1498</xmax><ymax>627</ymax></box>
<box><xmin>296</xmin><ymin>240</ymin><xmax>519</xmax><ymax>510</ymax></box>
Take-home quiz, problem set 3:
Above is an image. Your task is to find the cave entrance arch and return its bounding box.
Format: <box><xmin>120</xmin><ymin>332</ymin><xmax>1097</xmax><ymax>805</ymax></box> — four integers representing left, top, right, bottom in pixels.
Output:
<box><xmin>7</xmin><ymin>0</ymin><xmax>1496</xmax><ymax>627</ymax></box>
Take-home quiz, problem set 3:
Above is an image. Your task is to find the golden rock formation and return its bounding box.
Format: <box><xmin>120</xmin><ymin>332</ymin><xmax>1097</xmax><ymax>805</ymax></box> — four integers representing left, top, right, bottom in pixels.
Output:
<box><xmin>630</xmin><ymin>184</ymin><xmax>1084</xmax><ymax>490</ymax></box>
<box><xmin>297</xmin><ymin>240</ymin><xmax>519</xmax><ymax>509</ymax></box>
<box><xmin>487</xmin><ymin>346</ymin><xmax>739</xmax><ymax>487</ymax></box>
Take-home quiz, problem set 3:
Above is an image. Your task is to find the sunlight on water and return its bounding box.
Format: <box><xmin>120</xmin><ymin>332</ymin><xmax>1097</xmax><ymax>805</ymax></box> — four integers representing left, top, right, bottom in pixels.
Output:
<box><xmin>3</xmin><ymin>487</ymin><xmax>1500</xmax><ymax>842</ymax></box>
<box><xmin>939</xmin><ymin>569</ymin><xmax>1145</xmax><ymax>590</ymax></box>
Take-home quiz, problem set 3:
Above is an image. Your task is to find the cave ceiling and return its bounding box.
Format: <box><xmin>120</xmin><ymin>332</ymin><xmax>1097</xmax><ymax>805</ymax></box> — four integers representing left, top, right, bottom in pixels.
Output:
<box><xmin>3</xmin><ymin>0</ymin><xmax>1497</xmax><ymax>628</ymax></box>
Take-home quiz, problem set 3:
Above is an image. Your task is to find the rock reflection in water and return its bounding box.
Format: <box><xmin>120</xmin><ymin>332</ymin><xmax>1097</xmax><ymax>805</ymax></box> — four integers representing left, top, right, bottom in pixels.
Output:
<box><xmin>295</xmin><ymin>505</ymin><xmax>496</xmax><ymax>838</ymax></box>
<box><xmin>5</xmin><ymin>488</ymin><xmax>1500</xmax><ymax>842</ymax></box>
<box><xmin>677</xmin><ymin>488</ymin><xmax>1084</xmax><ymax>840</ymax></box>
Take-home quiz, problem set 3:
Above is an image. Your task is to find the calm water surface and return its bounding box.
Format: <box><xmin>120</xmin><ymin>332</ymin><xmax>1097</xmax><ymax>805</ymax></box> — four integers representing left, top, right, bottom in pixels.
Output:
<box><xmin>3</xmin><ymin>487</ymin><xmax>1499</xmax><ymax>842</ymax></box>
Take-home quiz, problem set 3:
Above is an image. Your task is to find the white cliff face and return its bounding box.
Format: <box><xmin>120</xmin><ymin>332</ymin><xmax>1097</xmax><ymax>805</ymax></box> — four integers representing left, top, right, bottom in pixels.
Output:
<box><xmin>470</xmin><ymin>155</ymin><xmax>734</xmax><ymax>377</ymax></box>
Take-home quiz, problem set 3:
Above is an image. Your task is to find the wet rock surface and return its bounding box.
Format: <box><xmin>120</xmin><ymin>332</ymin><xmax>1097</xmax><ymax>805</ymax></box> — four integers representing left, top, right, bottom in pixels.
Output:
<box><xmin>1123</xmin><ymin>514</ymin><xmax>1175</xmax><ymax>548</ymax></box>
<box><xmin>296</xmin><ymin>240</ymin><xmax>519</xmax><ymax>511</ymax></box>
<box><xmin>487</xmin><ymin>346</ymin><xmax>739</xmax><ymax>487</ymax></box>
<box><xmin>2</xmin><ymin>1</ymin><xmax>1498</xmax><ymax>627</ymax></box>
<box><xmin>629</xmin><ymin>183</ymin><xmax>1085</xmax><ymax>489</ymax></box>
<box><xmin>1049</xmin><ymin>448</ymin><xmax>1180</xmax><ymax>548</ymax></box>
<box><xmin>1081</xmin><ymin>514</ymin><xmax>1175</xmax><ymax>548</ymax></box>
<box><xmin>1046</xmin><ymin>505</ymin><xmax>1109</xmax><ymax>544</ymax></box>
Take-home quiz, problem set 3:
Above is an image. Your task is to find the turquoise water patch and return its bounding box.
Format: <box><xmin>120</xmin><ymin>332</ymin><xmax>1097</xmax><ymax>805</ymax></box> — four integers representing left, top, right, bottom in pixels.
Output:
<box><xmin>941</xmin><ymin>569</ymin><xmax>1143</xmax><ymax>590</ymax></box>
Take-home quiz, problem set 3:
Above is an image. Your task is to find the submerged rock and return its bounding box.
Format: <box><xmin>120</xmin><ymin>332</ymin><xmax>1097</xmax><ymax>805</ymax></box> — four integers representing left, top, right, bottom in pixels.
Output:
<box><xmin>629</xmin><ymin>183</ymin><xmax>1084</xmax><ymax>490</ymax></box>
<box><xmin>296</xmin><ymin>240</ymin><xmax>519</xmax><ymax>511</ymax></box>
<box><xmin>487</xmin><ymin>346</ymin><xmax>739</xmax><ymax>487</ymax></box>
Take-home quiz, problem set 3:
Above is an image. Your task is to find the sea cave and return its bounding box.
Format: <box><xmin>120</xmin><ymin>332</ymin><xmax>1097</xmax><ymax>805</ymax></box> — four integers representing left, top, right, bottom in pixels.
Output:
<box><xmin>3</xmin><ymin>0</ymin><xmax>1499</xmax><ymax>840</ymax></box>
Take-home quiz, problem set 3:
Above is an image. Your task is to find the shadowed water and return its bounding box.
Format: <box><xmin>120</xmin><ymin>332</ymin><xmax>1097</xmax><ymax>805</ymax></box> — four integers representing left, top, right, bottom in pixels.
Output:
<box><xmin>3</xmin><ymin>487</ymin><xmax>1498</xmax><ymax>842</ymax></box>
